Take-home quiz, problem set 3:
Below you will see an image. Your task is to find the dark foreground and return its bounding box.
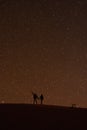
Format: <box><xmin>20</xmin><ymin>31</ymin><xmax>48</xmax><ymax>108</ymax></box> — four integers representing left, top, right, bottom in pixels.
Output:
<box><xmin>0</xmin><ymin>104</ymin><xmax>87</xmax><ymax>130</ymax></box>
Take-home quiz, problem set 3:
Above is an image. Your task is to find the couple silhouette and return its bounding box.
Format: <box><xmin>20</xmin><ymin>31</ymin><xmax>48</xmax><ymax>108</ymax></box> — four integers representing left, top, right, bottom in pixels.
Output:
<box><xmin>32</xmin><ymin>92</ymin><xmax>44</xmax><ymax>104</ymax></box>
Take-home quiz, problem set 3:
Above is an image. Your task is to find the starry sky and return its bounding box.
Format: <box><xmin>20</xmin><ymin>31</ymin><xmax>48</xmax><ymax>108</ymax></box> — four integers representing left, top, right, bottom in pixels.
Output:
<box><xmin>0</xmin><ymin>0</ymin><xmax>87</xmax><ymax>107</ymax></box>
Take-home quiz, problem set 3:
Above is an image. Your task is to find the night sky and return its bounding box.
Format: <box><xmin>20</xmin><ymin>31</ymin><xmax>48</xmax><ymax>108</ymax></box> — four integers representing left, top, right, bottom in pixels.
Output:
<box><xmin>0</xmin><ymin>0</ymin><xmax>87</xmax><ymax>107</ymax></box>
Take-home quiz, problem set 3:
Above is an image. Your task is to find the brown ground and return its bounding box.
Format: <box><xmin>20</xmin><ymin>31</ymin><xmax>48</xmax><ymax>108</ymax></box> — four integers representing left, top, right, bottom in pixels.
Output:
<box><xmin>0</xmin><ymin>104</ymin><xmax>87</xmax><ymax>129</ymax></box>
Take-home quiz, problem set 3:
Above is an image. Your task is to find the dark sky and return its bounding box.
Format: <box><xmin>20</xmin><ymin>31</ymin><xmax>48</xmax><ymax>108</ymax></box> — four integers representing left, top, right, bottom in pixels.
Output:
<box><xmin>0</xmin><ymin>0</ymin><xmax>87</xmax><ymax>107</ymax></box>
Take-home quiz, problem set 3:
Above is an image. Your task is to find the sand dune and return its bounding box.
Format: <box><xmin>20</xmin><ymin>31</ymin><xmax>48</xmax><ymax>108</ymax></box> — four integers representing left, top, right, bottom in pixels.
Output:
<box><xmin>0</xmin><ymin>104</ymin><xmax>87</xmax><ymax>129</ymax></box>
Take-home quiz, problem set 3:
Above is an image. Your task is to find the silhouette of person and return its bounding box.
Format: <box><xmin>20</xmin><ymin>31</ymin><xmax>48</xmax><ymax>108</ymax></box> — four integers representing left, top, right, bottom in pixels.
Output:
<box><xmin>32</xmin><ymin>92</ymin><xmax>38</xmax><ymax>104</ymax></box>
<box><xmin>40</xmin><ymin>94</ymin><xmax>44</xmax><ymax>104</ymax></box>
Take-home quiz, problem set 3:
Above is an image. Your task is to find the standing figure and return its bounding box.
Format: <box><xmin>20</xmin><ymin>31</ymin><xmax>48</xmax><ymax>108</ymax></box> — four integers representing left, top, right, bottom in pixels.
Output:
<box><xmin>40</xmin><ymin>94</ymin><xmax>44</xmax><ymax>104</ymax></box>
<box><xmin>32</xmin><ymin>92</ymin><xmax>38</xmax><ymax>104</ymax></box>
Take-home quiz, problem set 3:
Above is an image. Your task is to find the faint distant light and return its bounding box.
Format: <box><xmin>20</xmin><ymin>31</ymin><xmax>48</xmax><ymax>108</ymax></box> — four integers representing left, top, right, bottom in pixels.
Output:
<box><xmin>1</xmin><ymin>100</ymin><xmax>5</xmax><ymax>104</ymax></box>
